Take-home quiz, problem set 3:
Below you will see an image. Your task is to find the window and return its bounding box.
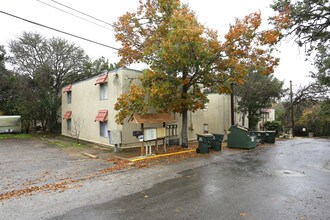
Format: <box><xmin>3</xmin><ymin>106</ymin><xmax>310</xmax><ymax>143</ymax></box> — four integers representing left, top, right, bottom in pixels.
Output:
<box><xmin>95</xmin><ymin>110</ymin><xmax>108</xmax><ymax>137</ymax></box>
<box><xmin>100</xmin><ymin>83</ymin><xmax>108</xmax><ymax>100</ymax></box>
<box><xmin>203</xmin><ymin>124</ymin><xmax>209</xmax><ymax>133</ymax></box>
<box><xmin>100</xmin><ymin>121</ymin><xmax>108</xmax><ymax>137</ymax></box>
<box><xmin>67</xmin><ymin>91</ymin><xmax>72</xmax><ymax>104</ymax></box>
<box><xmin>95</xmin><ymin>110</ymin><xmax>108</xmax><ymax>122</ymax></box>
<box><xmin>63</xmin><ymin>84</ymin><xmax>72</xmax><ymax>104</ymax></box>
<box><xmin>95</xmin><ymin>74</ymin><xmax>108</xmax><ymax>85</ymax></box>
<box><xmin>67</xmin><ymin>119</ymin><xmax>72</xmax><ymax>130</ymax></box>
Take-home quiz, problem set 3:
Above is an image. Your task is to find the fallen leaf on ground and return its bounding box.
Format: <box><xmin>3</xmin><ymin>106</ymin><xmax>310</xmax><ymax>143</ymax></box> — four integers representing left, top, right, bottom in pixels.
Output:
<box><xmin>240</xmin><ymin>212</ymin><xmax>248</xmax><ymax>217</ymax></box>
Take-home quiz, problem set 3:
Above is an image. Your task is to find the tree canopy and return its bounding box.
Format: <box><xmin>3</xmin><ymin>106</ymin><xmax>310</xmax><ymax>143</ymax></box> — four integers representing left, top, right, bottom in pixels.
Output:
<box><xmin>0</xmin><ymin>45</ymin><xmax>17</xmax><ymax>115</ymax></box>
<box><xmin>8</xmin><ymin>32</ymin><xmax>90</xmax><ymax>132</ymax></box>
<box><xmin>271</xmin><ymin>0</ymin><xmax>330</xmax><ymax>87</ymax></box>
<box><xmin>114</xmin><ymin>0</ymin><xmax>280</xmax><ymax>147</ymax></box>
<box><xmin>297</xmin><ymin>100</ymin><xmax>330</xmax><ymax>136</ymax></box>
<box><xmin>235</xmin><ymin>72</ymin><xmax>284</xmax><ymax>129</ymax></box>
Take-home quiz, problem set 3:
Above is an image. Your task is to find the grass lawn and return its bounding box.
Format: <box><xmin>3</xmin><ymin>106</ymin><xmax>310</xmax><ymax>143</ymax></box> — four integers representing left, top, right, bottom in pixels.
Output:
<box><xmin>41</xmin><ymin>135</ymin><xmax>93</xmax><ymax>149</ymax></box>
<box><xmin>0</xmin><ymin>133</ymin><xmax>90</xmax><ymax>149</ymax></box>
<box><xmin>0</xmin><ymin>133</ymin><xmax>34</xmax><ymax>140</ymax></box>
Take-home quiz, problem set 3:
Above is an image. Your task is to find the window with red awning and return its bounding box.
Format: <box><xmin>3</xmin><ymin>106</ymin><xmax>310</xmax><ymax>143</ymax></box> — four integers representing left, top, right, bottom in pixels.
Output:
<box><xmin>95</xmin><ymin>110</ymin><xmax>108</xmax><ymax>122</ymax></box>
<box><xmin>63</xmin><ymin>84</ymin><xmax>72</xmax><ymax>93</ymax></box>
<box><xmin>63</xmin><ymin>111</ymin><xmax>72</xmax><ymax>119</ymax></box>
<box><xmin>95</xmin><ymin>74</ymin><xmax>108</xmax><ymax>85</ymax></box>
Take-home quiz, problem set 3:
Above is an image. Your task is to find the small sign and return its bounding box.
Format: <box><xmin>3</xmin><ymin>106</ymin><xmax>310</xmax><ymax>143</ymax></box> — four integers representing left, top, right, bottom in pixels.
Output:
<box><xmin>138</xmin><ymin>135</ymin><xmax>144</xmax><ymax>142</ymax></box>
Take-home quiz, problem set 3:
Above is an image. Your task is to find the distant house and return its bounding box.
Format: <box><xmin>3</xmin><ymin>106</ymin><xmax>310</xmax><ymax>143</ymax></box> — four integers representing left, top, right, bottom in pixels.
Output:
<box><xmin>258</xmin><ymin>108</ymin><xmax>276</xmax><ymax>130</ymax></box>
<box><xmin>61</xmin><ymin>68</ymin><xmax>246</xmax><ymax>147</ymax></box>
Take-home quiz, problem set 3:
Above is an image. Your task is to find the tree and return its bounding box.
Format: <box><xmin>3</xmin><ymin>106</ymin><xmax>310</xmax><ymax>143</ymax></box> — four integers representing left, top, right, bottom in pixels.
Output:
<box><xmin>0</xmin><ymin>46</ymin><xmax>17</xmax><ymax>115</ymax></box>
<box><xmin>276</xmin><ymin>82</ymin><xmax>328</xmax><ymax>135</ymax></box>
<box><xmin>311</xmin><ymin>44</ymin><xmax>330</xmax><ymax>87</ymax></box>
<box><xmin>264</xmin><ymin>121</ymin><xmax>282</xmax><ymax>135</ymax></box>
<box><xmin>235</xmin><ymin>72</ymin><xmax>284</xmax><ymax>129</ymax></box>
<box><xmin>114</xmin><ymin>0</ymin><xmax>280</xmax><ymax>147</ymax></box>
<box><xmin>9</xmin><ymin>32</ymin><xmax>89</xmax><ymax>133</ymax></box>
<box><xmin>298</xmin><ymin>100</ymin><xmax>330</xmax><ymax>136</ymax></box>
<box><xmin>82</xmin><ymin>56</ymin><xmax>120</xmax><ymax>80</ymax></box>
<box><xmin>271</xmin><ymin>0</ymin><xmax>330</xmax><ymax>86</ymax></box>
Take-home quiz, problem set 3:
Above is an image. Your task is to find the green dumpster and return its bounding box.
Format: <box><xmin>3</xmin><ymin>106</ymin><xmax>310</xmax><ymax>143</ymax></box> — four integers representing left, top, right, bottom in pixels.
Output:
<box><xmin>228</xmin><ymin>125</ymin><xmax>257</xmax><ymax>149</ymax></box>
<box><xmin>211</xmin><ymin>134</ymin><xmax>224</xmax><ymax>151</ymax></box>
<box><xmin>196</xmin><ymin>134</ymin><xmax>213</xmax><ymax>154</ymax></box>
<box><xmin>265</xmin><ymin>131</ymin><xmax>276</xmax><ymax>143</ymax></box>
<box><xmin>255</xmin><ymin>131</ymin><xmax>267</xmax><ymax>144</ymax></box>
<box><xmin>249</xmin><ymin>131</ymin><xmax>261</xmax><ymax>144</ymax></box>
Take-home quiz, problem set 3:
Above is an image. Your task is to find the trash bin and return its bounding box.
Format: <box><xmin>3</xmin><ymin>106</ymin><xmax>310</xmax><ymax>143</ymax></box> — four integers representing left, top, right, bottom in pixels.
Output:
<box><xmin>227</xmin><ymin>125</ymin><xmax>257</xmax><ymax>149</ymax></box>
<box><xmin>255</xmin><ymin>131</ymin><xmax>267</xmax><ymax>144</ymax></box>
<box><xmin>265</xmin><ymin>131</ymin><xmax>276</xmax><ymax>143</ymax></box>
<box><xmin>196</xmin><ymin>134</ymin><xmax>213</xmax><ymax>154</ymax></box>
<box><xmin>211</xmin><ymin>134</ymin><xmax>224</xmax><ymax>151</ymax></box>
<box><xmin>249</xmin><ymin>131</ymin><xmax>261</xmax><ymax>144</ymax></box>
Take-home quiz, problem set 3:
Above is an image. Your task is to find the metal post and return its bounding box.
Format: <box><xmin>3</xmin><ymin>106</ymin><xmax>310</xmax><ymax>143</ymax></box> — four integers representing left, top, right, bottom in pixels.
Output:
<box><xmin>141</xmin><ymin>123</ymin><xmax>144</xmax><ymax>156</ymax></box>
<box><xmin>230</xmin><ymin>83</ymin><xmax>235</xmax><ymax>126</ymax></box>
<box><xmin>290</xmin><ymin>80</ymin><xmax>294</xmax><ymax>137</ymax></box>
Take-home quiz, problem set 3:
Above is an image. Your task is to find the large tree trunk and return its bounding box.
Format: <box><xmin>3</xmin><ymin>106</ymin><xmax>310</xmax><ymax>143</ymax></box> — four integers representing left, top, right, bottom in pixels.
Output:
<box><xmin>181</xmin><ymin>69</ymin><xmax>189</xmax><ymax>148</ymax></box>
<box><xmin>181</xmin><ymin>109</ymin><xmax>188</xmax><ymax>148</ymax></box>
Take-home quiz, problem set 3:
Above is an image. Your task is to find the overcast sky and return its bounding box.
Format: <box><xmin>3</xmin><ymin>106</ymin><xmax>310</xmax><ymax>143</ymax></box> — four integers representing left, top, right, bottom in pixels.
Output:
<box><xmin>0</xmin><ymin>0</ymin><xmax>314</xmax><ymax>90</ymax></box>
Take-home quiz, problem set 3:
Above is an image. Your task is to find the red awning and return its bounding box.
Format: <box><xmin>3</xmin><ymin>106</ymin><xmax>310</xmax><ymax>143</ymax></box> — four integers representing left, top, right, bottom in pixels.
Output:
<box><xmin>95</xmin><ymin>74</ymin><xmax>108</xmax><ymax>85</ymax></box>
<box><xmin>95</xmin><ymin>110</ymin><xmax>108</xmax><ymax>122</ymax></box>
<box><xmin>63</xmin><ymin>111</ymin><xmax>72</xmax><ymax>119</ymax></box>
<box><xmin>63</xmin><ymin>84</ymin><xmax>72</xmax><ymax>93</ymax></box>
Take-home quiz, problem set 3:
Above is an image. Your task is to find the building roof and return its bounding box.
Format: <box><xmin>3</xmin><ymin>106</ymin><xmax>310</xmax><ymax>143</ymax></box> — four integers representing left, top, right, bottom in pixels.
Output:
<box><xmin>129</xmin><ymin>113</ymin><xmax>175</xmax><ymax>124</ymax></box>
<box><xmin>61</xmin><ymin>67</ymin><xmax>143</xmax><ymax>89</ymax></box>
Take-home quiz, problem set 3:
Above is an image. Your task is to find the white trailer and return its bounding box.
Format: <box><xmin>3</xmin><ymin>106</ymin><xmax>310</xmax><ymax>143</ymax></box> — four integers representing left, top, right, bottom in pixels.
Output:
<box><xmin>0</xmin><ymin>115</ymin><xmax>22</xmax><ymax>133</ymax></box>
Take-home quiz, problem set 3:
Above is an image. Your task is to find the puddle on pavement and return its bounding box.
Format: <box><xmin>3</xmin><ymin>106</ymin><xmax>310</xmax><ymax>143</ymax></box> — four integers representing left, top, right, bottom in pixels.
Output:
<box><xmin>275</xmin><ymin>170</ymin><xmax>306</xmax><ymax>177</ymax></box>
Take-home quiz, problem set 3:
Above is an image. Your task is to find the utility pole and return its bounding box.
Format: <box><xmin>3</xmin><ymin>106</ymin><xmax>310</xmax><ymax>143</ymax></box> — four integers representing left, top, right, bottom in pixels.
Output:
<box><xmin>230</xmin><ymin>83</ymin><xmax>235</xmax><ymax>126</ymax></box>
<box><xmin>290</xmin><ymin>80</ymin><xmax>294</xmax><ymax>137</ymax></box>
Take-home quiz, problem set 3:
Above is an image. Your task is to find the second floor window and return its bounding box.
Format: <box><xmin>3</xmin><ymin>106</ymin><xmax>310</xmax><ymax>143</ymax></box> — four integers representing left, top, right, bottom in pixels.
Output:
<box><xmin>67</xmin><ymin>91</ymin><xmax>72</xmax><ymax>104</ymax></box>
<box><xmin>100</xmin><ymin>83</ymin><xmax>108</xmax><ymax>100</ymax></box>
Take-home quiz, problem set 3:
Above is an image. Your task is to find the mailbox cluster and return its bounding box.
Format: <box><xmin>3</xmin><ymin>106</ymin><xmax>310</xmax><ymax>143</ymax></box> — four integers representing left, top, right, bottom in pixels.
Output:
<box><xmin>166</xmin><ymin>124</ymin><xmax>178</xmax><ymax>137</ymax></box>
<box><xmin>132</xmin><ymin>125</ymin><xmax>178</xmax><ymax>156</ymax></box>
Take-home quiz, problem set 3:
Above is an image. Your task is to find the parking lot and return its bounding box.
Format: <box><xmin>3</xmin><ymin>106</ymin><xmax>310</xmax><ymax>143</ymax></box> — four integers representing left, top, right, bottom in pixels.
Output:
<box><xmin>0</xmin><ymin>138</ymin><xmax>112</xmax><ymax>193</ymax></box>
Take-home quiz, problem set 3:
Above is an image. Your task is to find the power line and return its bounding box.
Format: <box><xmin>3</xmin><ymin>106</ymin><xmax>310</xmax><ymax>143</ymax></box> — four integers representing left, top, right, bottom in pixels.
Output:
<box><xmin>36</xmin><ymin>0</ymin><xmax>113</xmax><ymax>31</ymax></box>
<box><xmin>0</xmin><ymin>10</ymin><xmax>126</xmax><ymax>53</ymax></box>
<box><xmin>50</xmin><ymin>0</ymin><xmax>115</xmax><ymax>28</ymax></box>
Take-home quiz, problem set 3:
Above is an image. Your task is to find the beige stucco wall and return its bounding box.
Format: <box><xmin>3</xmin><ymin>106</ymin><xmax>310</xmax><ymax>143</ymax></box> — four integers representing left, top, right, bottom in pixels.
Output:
<box><xmin>61</xmin><ymin>68</ymin><xmax>141</xmax><ymax>146</ymax></box>
<box><xmin>204</xmin><ymin>94</ymin><xmax>248</xmax><ymax>140</ymax></box>
<box><xmin>174</xmin><ymin>110</ymin><xmax>205</xmax><ymax>143</ymax></box>
<box><xmin>204</xmin><ymin>94</ymin><xmax>231</xmax><ymax>135</ymax></box>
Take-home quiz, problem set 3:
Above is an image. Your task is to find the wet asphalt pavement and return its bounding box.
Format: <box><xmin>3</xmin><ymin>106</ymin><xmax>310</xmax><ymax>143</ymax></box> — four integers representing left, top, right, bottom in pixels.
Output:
<box><xmin>52</xmin><ymin>138</ymin><xmax>330</xmax><ymax>220</ymax></box>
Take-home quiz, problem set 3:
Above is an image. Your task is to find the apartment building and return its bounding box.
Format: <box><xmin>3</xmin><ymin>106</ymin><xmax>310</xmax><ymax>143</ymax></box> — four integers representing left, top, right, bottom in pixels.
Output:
<box><xmin>61</xmin><ymin>68</ymin><xmax>246</xmax><ymax>147</ymax></box>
